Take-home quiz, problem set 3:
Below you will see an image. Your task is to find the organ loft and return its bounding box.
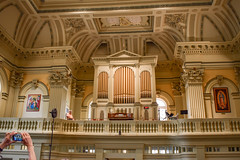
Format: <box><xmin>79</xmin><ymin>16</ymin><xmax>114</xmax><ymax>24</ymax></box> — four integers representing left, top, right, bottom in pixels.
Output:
<box><xmin>92</xmin><ymin>50</ymin><xmax>158</xmax><ymax>121</ymax></box>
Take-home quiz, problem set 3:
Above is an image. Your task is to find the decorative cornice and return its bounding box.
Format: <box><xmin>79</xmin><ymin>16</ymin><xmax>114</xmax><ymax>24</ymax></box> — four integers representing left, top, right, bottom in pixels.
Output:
<box><xmin>174</xmin><ymin>32</ymin><xmax>240</xmax><ymax>60</ymax></box>
<box><xmin>0</xmin><ymin>28</ymin><xmax>80</xmax><ymax>63</ymax></box>
<box><xmin>182</xmin><ymin>68</ymin><xmax>204</xmax><ymax>84</ymax></box>
<box><xmin>29</xmin><ymin>0</ymin><xmax>213</xmax><ymax>13</ymax></box>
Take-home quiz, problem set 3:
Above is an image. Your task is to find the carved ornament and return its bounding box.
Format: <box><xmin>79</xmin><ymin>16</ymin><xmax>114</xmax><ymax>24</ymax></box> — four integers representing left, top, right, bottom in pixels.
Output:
<box><xmin>171</xmin><ymin>81</ymin><xmax>183</xmax><ymax>95</ymax></box>
<box><xmin>182</xmin><ymin>68</ymin><xmax>204</xmax><ymax>84</ymax></box>
<box><xmin>49</xmin><ymin>71</ymin><xmax>72</xmax><ymax>87</ymax></box>
<box><xmin>165</xmin><ymin>14</ymin><xmax>186</xmax><ymax>35</ymax></box>
<box><xmin>63</xmin><ymin>18</ymin><xmax>86</xmax><ymax>41</ymax></box>
<box><xmin>9</xmin><ymin>71</ymin><xmax>23</xmax><ymax>87</ymax></box>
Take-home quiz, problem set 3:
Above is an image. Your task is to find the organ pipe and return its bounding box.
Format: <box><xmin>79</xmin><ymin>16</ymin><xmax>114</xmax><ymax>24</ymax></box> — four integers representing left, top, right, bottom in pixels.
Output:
<box><xmin>114</xmin><ymin>67</ymin><xmax>134</xmax><ymax>104</ymax></box>
<box><xmin>140</xmin><ymin>71</ymin><xmax>151</xmax><ymax>98</ymax></box>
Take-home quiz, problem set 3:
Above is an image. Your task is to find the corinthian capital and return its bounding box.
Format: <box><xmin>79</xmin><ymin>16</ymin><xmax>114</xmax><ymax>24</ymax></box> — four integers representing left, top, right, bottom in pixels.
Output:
<box><xmin>9</xmin><ymin>71</ymin><xmax>23</xmax><ymax>87</ymax></box>
<box><xmin>182</xmin><ymin>68</ymin><xmax>204</xmax><ymax>84</ymax></box>
<box><xmin>49</xmin><ymin>71</ymin><xmax>72</xmax><ymax>87</ymax></box>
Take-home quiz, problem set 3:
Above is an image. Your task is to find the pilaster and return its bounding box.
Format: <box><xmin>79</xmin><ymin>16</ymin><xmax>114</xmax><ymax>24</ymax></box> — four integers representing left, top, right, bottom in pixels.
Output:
<box><xmin>71</xmin><ymin>81</ymin><xmax>85</xmax><ymax>120</ymax></box>
<box><xmin>49</xmin><ymin>71</ymin><xmax>71</xmax><ymax>119</ymax></box>
<box><xmin>0</xmin><ymin>92</ymin><xmax>8</xmax><ymax>117</ymax></box>
<box><xmin>182</xmin><ymin>68</ymin><xmax>206</xmax><ymax>118</ymax></box>
<box><xmin>5</xmin><ymin>71</ymin><xmax>23</xmax><ymax>117</ymax></box>
<box><xmin>171</xmin><ymin>81</ymin><xmax>184</xmax><ymax>117</ymax></box>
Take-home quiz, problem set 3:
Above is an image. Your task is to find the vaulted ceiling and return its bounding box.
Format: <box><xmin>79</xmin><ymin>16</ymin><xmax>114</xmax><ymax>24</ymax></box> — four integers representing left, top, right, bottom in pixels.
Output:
<box><xmin>0</xmin><ymin>0</ymin><xmax>239</xmax><ymax>63</ymax></box>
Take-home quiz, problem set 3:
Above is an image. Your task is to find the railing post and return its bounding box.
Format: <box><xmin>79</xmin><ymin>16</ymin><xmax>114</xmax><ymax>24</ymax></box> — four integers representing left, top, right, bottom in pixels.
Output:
<box><xmin>195</xmin><ymin>120</ymin><xmax>201</xmax><ymax>132</ymax></box>
<box><xmin>158</xmin><ymin>122</ymin><xmax>162</xmax><ymax>133</ymax></box>
<box><xmin>224</xmin><ymin>119</ymin><xmax>231</xmax><ymax>132</ymax></box>
<box><xmin>78</xmin><ymin>121</ymin><xmax>84</xmax><ymax>132</ymax></box>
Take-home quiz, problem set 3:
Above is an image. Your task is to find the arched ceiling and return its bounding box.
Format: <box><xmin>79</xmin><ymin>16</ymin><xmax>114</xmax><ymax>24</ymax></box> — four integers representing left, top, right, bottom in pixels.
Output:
<box><xmin>0</xmin><ymin>0</ymin><xmax>239</xmax><ymax>63</ymax></box>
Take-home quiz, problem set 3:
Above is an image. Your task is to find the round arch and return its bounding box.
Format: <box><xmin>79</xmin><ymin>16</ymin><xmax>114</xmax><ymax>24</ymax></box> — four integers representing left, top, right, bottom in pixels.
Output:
<box><xmin>82</xmin><ymin>93</ymin><xmax>93</xmax><ymax>120</ymax></box>
<box><xmin>204</xmin><ymin>76</ymin><xmax>239</xmax><ymax>118</ymax></box>
<box><xmin>18</xmin><ymin>81</ymin><xmax>49</xmax><ymax>118</ymax></box>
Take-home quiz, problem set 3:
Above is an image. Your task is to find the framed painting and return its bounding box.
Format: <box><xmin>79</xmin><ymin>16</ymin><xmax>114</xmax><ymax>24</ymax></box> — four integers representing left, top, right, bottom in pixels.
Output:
<box><xmin>26</xmin><ymin>94</ymin><xmax>41</xmax><ymax>112</ymax></box>
<box><xmin>213</xmin><ymin>87</ymin><xmax>230</xmax><ymax>113</ymax></box>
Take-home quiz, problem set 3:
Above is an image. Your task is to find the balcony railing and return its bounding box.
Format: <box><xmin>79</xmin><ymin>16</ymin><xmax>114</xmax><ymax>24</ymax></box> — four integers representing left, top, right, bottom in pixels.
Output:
<box><xmin>0</xmin><ymin>118</ymin><xmax>239</xmax><ymax>135</ymax></box>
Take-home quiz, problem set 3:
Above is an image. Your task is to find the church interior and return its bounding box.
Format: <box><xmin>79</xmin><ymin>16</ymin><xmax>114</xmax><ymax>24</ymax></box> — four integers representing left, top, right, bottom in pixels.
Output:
<box><xmin>0</xmin><ymin>0</ymin><xmax>240</xmax><ymax>159</ymax></box>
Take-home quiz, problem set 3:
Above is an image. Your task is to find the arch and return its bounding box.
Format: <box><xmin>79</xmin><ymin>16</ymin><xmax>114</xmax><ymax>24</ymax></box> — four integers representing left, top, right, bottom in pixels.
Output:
<box><xmin>18</xmin><ymin>81</ymin><xmax>49</xmax><ymax>118</ymax></box>
<box><xmin>98</xmin><ymin>72</ymin><xmax>108</xmax><ymax>99</ymax></box>
<box><xmin>83</xmin><ymin>93</ymin><xmax>93</xmax><ymax>107</ymax></box>
<box><xmin>82</xmin><ymin>93</ymin><xmax>93</xmax><ymax>120</ymax></box>
<box><xmin>19</xmin><ymin>81</ymin><xmax>49</xmax><ymax>96</ymax></box>
<box><xmin>204</xmin><ymin>76</ymin><xmax>239</xmax><ymax>118</ymax></box>
<box><xmin>140</xmin><ymin>71</ymin><xmax>151</xmax><ymax>98</ymax></box>
<box><xmin>205</xmin><ymin>77</ymin><xmax>238</xmax><ymax>93</ymax></box>
<box><xmin>156</xmin><ymin>90</ymin><xmax>175</xmax><ymax>106</ymax></box>
<box><xmin>114</xmin><ymin>66</ymin><xmax>135</xmax><ymax>104</ymax></box>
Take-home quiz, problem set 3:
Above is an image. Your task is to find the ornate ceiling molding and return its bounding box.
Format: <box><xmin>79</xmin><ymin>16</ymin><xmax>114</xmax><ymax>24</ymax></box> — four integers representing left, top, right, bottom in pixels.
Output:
<box><xmin>0</xmin><ymin>28</ymin><xmax>80</xmax><ymax>62</ymax></box>
<box><xmin>174</xmin><ymin>32</ymin><xmax>240</xmax><ymax>60</ymax></box>
<box><xmin>29</xmin><ymin>0</ymin><xmax>213</xmax><ymax>13</ymax></box>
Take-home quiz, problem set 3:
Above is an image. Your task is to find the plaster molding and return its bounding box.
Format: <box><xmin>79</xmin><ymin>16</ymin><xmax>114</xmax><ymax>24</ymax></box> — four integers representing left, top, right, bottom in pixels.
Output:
<box><xmin>171</xmin><ymin>81</ymin><xmax>183</xmax><ymax>96</ymax></box>
<box><xmin>71</xmin><ymin>80</ymin><xmax>85</xmax><ymax>97</ymax></box>
<box><xmin>174</xmin><ymin>32</ymin><xmax>240</xmax><ymax>61</ymax></box>
<box><xmin>9</xmin><ymin>71</ymin><xmax>23</xmax><ymax>87</ymax></box>
<box><xmin>0</xmin><ymin>29</ymin><xmax>80</xmax><ymax>62</ymax></box>
<box><xmin>182</xmin><ymin>68</ymin><xmax>204</xmax><ymax>84</ymax></box>
<box><xmin>49</xmin><ymin>71</ymin><xmax>72</xmax><ymax>87</ymax></box>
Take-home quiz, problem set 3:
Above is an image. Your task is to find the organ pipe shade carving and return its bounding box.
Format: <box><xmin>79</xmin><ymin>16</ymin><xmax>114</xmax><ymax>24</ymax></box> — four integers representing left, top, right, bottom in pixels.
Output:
<box><xmin>98</xmin><ymin>72</ymin><xmax>108</xmax><ymax>99</ymax></box>
<box><xmin>114</xmin><ymin>67</ymin><xmax>135</xmax><ymax>104</ymax></box>
<box><xmin>140</xmin><ymin>71</ymin><xmax>151</xmax><ymax>98</ymax></box>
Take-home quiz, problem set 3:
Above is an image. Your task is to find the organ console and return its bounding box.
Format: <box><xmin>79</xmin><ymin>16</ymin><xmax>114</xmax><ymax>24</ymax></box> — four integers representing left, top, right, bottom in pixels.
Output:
<box><xmin>108</xmin><ymin>113</ymin><xmax>134</xmax><ymax>120</ymax></box>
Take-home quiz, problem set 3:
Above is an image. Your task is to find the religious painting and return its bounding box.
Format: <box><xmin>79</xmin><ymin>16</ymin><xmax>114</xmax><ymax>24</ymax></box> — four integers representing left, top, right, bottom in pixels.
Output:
<box><xmin>26</xmin><ymin>94</ymin><xmax>41</xmax><ymax>112</ymax></box>
<box><xmin>213</xmin><ymin>88</ymin><xmax>230</xmax><ymax>113</ymax></box>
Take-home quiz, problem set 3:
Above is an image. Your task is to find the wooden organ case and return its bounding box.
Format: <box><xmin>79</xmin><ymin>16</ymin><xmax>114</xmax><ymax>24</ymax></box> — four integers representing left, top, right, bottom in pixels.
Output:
<box><xmin>92</xmin><ymin>50</ymin><xmax>158</xmax><ymax>121</ymax></box>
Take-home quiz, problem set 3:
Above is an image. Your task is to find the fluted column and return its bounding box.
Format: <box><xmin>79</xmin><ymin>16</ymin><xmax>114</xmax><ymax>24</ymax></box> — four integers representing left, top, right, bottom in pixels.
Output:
<box><xmin>5</xmin><ymin>71</ymin><xmax>23</xmax><ymax>117</ymax></box>
<box><xmin>182</xmin><ymin>68</ymin><xmax>205</xmax><ymax>118</ymax></box>
<box><xmin>49</xmin><ymin>71</ymin><xmax>71</xmax><ymax>119</ymax></box>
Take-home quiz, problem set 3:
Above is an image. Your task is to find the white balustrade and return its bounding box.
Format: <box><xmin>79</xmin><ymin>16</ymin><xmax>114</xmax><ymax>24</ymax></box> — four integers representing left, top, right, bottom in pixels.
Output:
<box><xmin>0</xmin><ymin>118</ymin><xmax>240</xmax><ymax>135</ymax></box>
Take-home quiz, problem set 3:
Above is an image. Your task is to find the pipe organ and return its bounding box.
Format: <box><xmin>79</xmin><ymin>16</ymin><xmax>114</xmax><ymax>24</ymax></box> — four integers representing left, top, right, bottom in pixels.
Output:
<box><xmin>92</xmin><ymin>50</ymin><xmax>157</xmax><ymax>120</ymax></box>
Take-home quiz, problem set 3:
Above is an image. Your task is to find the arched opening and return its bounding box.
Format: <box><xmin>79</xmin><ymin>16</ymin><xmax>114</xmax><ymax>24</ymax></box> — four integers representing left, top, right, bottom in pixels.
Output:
<box><xmin>156</xmin><ymin>98</ymin><xmax>167</xmax><ymax>121</ymax></box>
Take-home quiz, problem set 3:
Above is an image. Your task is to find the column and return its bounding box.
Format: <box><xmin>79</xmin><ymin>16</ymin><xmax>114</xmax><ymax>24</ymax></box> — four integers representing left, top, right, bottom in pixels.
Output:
<box><xmin>5</xmin><ymin>71</ymin><xmax>23</xmax><ymax>117</ymax></box>
<box><xmin>196</xmin><ymin>145</ymin><xmax>205</xmax><ymax>160</ymax></box>
<box><xmin>108</xmin><ymin>65</ymin><xmax>113</xmax><ymax>103</ymax></box>
<box><xmin>135</xmin><ymin>64</ymin><xmax>140</xmax><ymax>103</ymax></box>
<box><xmin>151</xmin><ymin>64</ymin><xmax>158</xmax><ymax>120</ymax></box>
<box><xmin>171</xmin><ymin>81</ymin><xmax>183</xmax><ymax>118</ymax></box>
<box><xmin>182</xmin><ymin>68</ymin><xmax>206</xmax><ymax>118</ymax></box>
<box><xmin>234</xmin><ymin>66</ymin><xmax>240</xmax><ymax>90</ymax></box>
<box><xmin>204</xmin><ymin>93</ymin><xmax>213</xmax><ymax>118</ymax></box>
<box><xmin>135</xmin><ymin>145</ymin><xmax>144</xmax><ymax>160</ymax></box>
<box><xmin>71</xmin><ymin>82</ymin><xmax>85</xmax><ymax>120</ymax></box>
<box><xmin>42</xmin><ymin>95</ymin><xmax>50</xmax><ymax>118</ymax></box>
<box><xmin>95</xmin><ymin>148</ymin><xmax>104</xmax><ymax>160</ymax></box>
<box><xmin>0</xmin><ymin>92</ymin><xmax>8</xmax><ymax>117</ymax></box>
<box><xmin>16</xmin><ymin>95</ymin><xmax>25</xmax><ymax>118</ymax></box>
<box><xmin>49</xmin><ymin>71</ymin><xmax>71</xmax><ymax>119</ymax></box>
